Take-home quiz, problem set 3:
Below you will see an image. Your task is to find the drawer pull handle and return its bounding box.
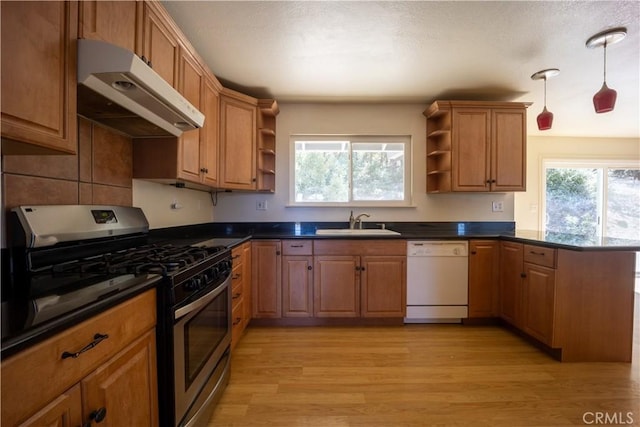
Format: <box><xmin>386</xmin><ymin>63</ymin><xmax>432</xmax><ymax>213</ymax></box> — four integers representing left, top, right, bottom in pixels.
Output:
<box><xmin>232</xmin><ymin>274</ymin><xmax>241</xmax><ymax>280</ymax></box>
<box><xmin>232</xmin><ymin>255</ymin><xmax>240</xmax><ymax>260</ymax></box>
<box><xmin>232</xmin><ymin>292</ymin><xmax>241</xmax><ymax>299</ymax></box>
<box><xmin>61</xmin><ymin>333</ymin><xmax>109</xmax><ymax>360</ymax></box>
<box><xmin>88</xmin><ymin>407</ymin><xmax>107</xmax><ymax>425</ymax></box>
<box><xmin>233</xmin><ymin>317</ymin><xmax>242</xmax><ymax>326</ymax></box>
<box><xmin>529</xmin><ymin>251</ymin><xmax>546</xmax><ymax>256</ymax></box>
<box><xmin>290</xmin><ymin>244</ymin><xmax>304</xmax><ymax>248</ymax></box>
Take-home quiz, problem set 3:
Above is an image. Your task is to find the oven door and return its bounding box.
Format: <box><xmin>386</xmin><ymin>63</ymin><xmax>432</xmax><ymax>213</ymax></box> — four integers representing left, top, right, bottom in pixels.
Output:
<box><xmin>173</xmin><ymin>275</ymin><xmax>231</xmax><ymax>426</ymax></box>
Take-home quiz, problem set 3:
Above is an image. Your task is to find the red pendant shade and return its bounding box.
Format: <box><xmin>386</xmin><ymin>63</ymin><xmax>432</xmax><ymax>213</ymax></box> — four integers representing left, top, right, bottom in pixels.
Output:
<box><xmin>593</xmin><ymin>82</ymin><xmax>617</xmax><ymax>114</ymax></box>
<box><xmin>536</xmin><ymin>107</ymin><xmax>553</xmax><ymax>131</ymax></box>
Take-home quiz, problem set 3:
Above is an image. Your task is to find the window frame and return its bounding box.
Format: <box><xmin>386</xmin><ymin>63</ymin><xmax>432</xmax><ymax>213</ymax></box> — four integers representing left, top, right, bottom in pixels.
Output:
<box><xmin>289</xmin><ymin>134</ymin><xmax>413</xmax><ymax>207</ymax></box>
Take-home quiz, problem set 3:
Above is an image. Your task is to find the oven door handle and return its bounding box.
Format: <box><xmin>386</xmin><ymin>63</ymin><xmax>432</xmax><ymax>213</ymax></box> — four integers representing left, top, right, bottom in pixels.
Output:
<box><xmin>175</xmin><ymin>277</ymin><xmax>229</xmax><ymax>321</ymax></box>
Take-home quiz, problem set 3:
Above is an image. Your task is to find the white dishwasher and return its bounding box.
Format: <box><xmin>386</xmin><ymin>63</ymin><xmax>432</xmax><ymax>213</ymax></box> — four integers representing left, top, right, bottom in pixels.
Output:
<box><xmin>405</xmin><ymin>241</ymin><xmax>469</xmax><ymax>323</ymax></box>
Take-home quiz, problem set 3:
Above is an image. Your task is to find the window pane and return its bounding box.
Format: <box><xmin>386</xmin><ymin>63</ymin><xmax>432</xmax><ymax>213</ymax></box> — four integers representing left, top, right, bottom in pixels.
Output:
<box><xmin>606</xmin><ymin>169</ymin><xmax>640</xmax><ymax>240</ymax></box>
<box><xmin>545</xmin><ymin>168</ymin><xmax>599</xmax><ymax>235</ymax></box>
<box><xmin>294</xmin><ymin>141</ymin><xmax>349</xmax><ymax>202</ymax></box>
<box><xmin>352</xmin><ymin>142</ymin><xmax>404</xmax><ymax>201</ymax></box>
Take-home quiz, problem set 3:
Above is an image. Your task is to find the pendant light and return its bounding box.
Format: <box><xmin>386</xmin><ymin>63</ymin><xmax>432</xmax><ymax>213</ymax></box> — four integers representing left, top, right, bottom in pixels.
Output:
<box><xmin>531</xmin><ymin>68</ymin><xmax>560</xmax><ymax>131</ymax></box>
<box><xmin>586</xmin><ymin>27</ymin><xmax>627</xmax><ymax>114</ymax></box>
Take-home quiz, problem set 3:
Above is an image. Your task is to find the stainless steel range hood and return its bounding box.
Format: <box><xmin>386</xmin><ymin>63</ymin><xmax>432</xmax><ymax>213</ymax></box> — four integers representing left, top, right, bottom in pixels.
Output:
<box><xmin>77</xmin><ymin>39</ymin><xmax>205</xmax><ymax>138</ymax></box>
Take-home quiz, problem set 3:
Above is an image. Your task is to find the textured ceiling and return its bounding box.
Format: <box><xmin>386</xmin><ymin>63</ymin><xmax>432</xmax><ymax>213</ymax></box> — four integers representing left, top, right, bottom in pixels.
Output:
<box><xmin>162</xmin><ymin>1</ymin><xmax>640</xmax><ymax>138</ymax></box>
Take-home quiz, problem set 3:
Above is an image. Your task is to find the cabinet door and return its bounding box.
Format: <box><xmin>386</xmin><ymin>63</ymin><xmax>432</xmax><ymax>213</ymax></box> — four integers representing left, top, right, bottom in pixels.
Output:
<box><xmin>81</xmin><ymin>330</ymin><xmax>158</xmax><ymax>427</ymax></box>
<box><xmin>201</xmin><ymin>77</ymin><xmax>220</xmax><ymax>187</ymax></box>
<box><xmin>499</xmin><ymin>241</ymin><xmax>523</xmax><ymax>326</ymax></box>
<box><xmin>468</xmin><ymin>240</ymin><xmax>500</xmax><ymax>318</ymax></box>
<box><xmin>451</xmin><ymin>108</ymin><xmax>491</xmax><ymax>191</ymax></box>
<box><xmin>79</xmin><ymin>1</ymin><xmax>141</xmax><ymax>53</ymax></box>
<box><xmin>177</xmin><ymin>47</ymin><xmax>203</xmax><ymax>183</ymax></box>
<box><xmin>361</xmin><ymin>256</ymin><xmax>406</xmax><ymax>317</ymax></box>
<box><xmin>18</xmin><ymin>385</ymin><xmax>82</xmax><ymax>427</ymax></box>
<box><xmin>491</xmin><ymin>108</ymin><xmax>526</xmax><ymax>191</ymax></box>
<box><xmin>219</xmin><ymin>94</ymin><xmax>257</xmax><ymax>190</ymax></box>
<box><xmin>142</xmin><ymin>2</ymin><xmax>179</xmax><ymax>88</ymax></box>
<box><xmin>522</xmin><ymin>263</ymin><xmax>556</xmax><ymax>345</ymax></box>
<box><xmin>313</xmin><ymin>256</ymin><xmax>359</xmax><ymax>317</ymax></box>
<box><xmin>251</xmin><ymin>241</ymin><xmax>281</xmax><ymax>318</ymax></box>
<box><xmin>1</xmin><ymin>1</ymin><xmax>77</xmax><ymax>155</ymax></box>
<box><xmin>282</xmin><ymin>256</ymin><xmax>314</xmax><ymax>317</ymax></box>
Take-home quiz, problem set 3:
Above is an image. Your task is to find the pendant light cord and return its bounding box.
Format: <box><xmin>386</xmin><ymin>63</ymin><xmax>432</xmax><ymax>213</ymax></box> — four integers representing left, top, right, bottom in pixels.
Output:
<box><xmin>543</xmin><ymin>77</ymin><xmax>547</xmax><ymax>108</ymax></box>
<box><xmin>603</xmin><ymin>40</ymin><xmax>608</xmax><ymax>83</ymax></box>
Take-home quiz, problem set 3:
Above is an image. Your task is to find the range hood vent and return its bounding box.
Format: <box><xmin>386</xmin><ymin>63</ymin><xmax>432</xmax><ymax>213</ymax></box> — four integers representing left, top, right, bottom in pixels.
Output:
<box><xmin>77</xmin><ymin>39</ymin><xmax>205</xmax><ymax>138</ymax></box>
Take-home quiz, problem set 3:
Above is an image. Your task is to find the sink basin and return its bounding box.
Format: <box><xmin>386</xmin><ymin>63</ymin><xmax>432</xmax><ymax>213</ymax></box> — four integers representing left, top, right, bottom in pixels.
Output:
<box><xmin>315</xmin><ymin>229</ymin><xmax>401</xmax><ymax>236</ymax></box>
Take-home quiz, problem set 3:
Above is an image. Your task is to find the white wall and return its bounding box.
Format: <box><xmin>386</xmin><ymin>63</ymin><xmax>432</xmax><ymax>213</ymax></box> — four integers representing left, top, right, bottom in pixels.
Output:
<box><xmin>132</xmin><ymin>179</ymin><xmax>214</xmax><ymax>229</ymax></box>
<box><xmin>213</xmin><ymin>103</ymin><xmax>514</xmax><ymax>223</ymax></box>
<box><xmin>515</xmin><ymin>136</ymin><xmax>640</xmax><ymax>230</ymax></box>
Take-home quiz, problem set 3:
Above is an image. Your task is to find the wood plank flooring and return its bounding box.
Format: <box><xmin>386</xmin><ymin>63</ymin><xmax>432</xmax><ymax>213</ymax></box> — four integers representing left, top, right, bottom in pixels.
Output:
<box><xmin>209</xmin><ymin>299</ymin><xmax>640</xmax><ymax>426</ymax></box>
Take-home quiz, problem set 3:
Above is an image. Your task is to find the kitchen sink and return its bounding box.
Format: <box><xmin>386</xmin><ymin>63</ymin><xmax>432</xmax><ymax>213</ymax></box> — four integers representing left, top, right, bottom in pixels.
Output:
<box><xmin>315</xmin><ymin>229</ymin><xmax>401</xmax><ymax>236</ymax></box>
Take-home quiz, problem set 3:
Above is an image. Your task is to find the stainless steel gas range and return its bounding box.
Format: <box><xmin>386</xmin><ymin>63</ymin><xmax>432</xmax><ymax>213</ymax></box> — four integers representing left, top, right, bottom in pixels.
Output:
<box><xmin>2</xmin><ymin>205</ymin><xmax>232</xmax><ymax>427</ymax></box>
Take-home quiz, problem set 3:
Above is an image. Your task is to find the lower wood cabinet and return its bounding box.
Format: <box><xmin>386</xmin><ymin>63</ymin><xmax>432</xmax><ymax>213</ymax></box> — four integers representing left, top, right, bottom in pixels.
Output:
<box><xmin>314</xmin><ymin>255</ymin><xmax>360</xmax><ymax>317</ymax></box>
<box><xmin>360</xmin><ymin>256</ymin><xmax>406</xmax><ymax>317</ymax></box>
<box><xmin>251</xmin><ymin>239</ymin><xmax>406</xmax><ymax>320</ymax></box>
<box><xmin>499</xmin><ymin>241</ymin><xmax>524</xmax><ymax>326</ymax></box>
<box><xmin>282</xmin><ymin>239</ymin><xmax>314</xmax><ymax>317</ymax></box>
<box><xmin>499</xmin><ymin>241</ymin><xmax>557</xmax><ymax>345</ymax></box>
<box><xmin>313</xmin><ymin>240</ymin><xmax>406</xmax><ymax>319</ymax></box>
<box><xmin>251</xmin><ymin>240</ymin><xmax>282</xmax><ymax>318</ymax></box>
<box><xmin>231</xmin><ymin>241</ymin><xmax>252</xmax><ymax>348</ymax></box>
<box><xmin>467</xmin><ymin>240</ymin><xmax>500</xmax><ymax>318</ymax></box>
<box><xmin>1</xmin><ymin>289</ymin><xmax>158</xmax><ymax>427</ymax></box>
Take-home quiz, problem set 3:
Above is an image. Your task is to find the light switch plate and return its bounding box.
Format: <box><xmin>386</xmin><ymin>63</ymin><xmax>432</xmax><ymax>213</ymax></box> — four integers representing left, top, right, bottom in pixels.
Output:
<box><xmin>256</xmin><ymin>200</ymin><xmax>268</xmax><ymax>210</ymax></box>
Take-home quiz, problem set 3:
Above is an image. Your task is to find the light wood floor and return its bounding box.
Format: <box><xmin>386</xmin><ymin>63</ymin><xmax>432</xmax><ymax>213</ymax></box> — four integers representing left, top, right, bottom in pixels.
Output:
<box><xmin>209</xmin><ymin>299</ymin><xmax>640</xmax><ymax>426</ymax></box>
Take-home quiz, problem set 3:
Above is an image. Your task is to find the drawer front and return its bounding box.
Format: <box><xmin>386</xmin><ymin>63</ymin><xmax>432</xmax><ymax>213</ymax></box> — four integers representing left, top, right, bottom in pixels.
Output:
<box><xmin>1</xmin><ymin>289</ymin><xmax>156</xmax><ymax>426</ymax></box>
<box><xmin>523</xmin><ymin>244</ymin><xmax>557</xmax><ymax>268</ymax></box>
<box><xmin>282</xmin><ymin>239</ymin><xmax>313</xmax><ymax>256</ymax></box>
<box><xmin>231</xmin><ymin>263</ymin><xmax>243</xmax><ymax>289</ymax></box>
<box><xmin>231</xmin><ymin>298</ymin><xmax>245</xmax><ymax>345</ymax></box>
<box><xmin>232</xmin><ymin>244</ymin><xmax>246</xmax><ymax>266</ymax></box>
<box><xmin>232</xmin><ymin>278</ymin><xmax>243</xmax><ymax>307</ymax></box>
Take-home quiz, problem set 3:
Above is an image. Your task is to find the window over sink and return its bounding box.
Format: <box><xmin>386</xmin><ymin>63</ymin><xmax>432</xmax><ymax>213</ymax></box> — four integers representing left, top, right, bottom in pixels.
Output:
<box><xmin>289</xmin><ymin>135</ymin><xmax>412</xmax><ymax>206</ymax></box>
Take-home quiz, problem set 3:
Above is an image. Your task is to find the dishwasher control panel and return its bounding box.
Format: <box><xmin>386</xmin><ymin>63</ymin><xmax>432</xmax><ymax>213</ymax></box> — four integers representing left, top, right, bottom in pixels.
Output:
<box><xmin>407</xmin><ymin>241</ymin><xmax>468</xmax><ymax>257</ymax></box>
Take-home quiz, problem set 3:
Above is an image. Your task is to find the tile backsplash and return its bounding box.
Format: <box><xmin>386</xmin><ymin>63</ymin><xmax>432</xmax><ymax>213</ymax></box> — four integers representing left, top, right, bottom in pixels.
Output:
<box><xmin>2</xmin><ymin>118</ymin><xmax>133</xmax><ymax>212</ymax></box>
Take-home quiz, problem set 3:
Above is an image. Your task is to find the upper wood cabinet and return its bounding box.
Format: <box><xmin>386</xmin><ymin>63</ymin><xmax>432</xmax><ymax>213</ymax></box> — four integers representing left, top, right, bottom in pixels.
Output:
<box><xmin>176</xmin><ymin>47</ymin><xmax>205</xmax><ymax>183</ymax></box>
<box><xmin>1</xmin><ymin>1</ymin><xmax>78</xmax><ymax>155</ymax></box>
<box><xmin>141</xmin><ymin>1</ymin><xmax>179</xmax><ymax>88</ymax></box>
<box><xmin>78</xmin><ymin>1</ymin><xmax>142</xmax><ymax>54</ymax></box>
<box><xmin>201</xmin><ymin>75</ymin><xmax>221</xmax><ymax>187</ymax></box>
<box><xmin>220</xmin><ymin>89</ymin><xmax>258</xmax><ymax>190</ymax></box>
<box><xmin>424</xmin><ymin>101</ymin><xmax>528</xmax><ymax>193</ymax></box>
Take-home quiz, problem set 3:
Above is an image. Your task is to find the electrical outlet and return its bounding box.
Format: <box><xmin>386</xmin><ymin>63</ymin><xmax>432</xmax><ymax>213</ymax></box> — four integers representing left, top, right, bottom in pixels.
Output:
<box><xmin>492</xmin><ymin>201</ymin><xmax>504</xmax><ymax>212</ymax></box>
<box><xmin>256</xmin><ymin>200</ymin><xmax>268</xmax><ymax>210</ymax></box>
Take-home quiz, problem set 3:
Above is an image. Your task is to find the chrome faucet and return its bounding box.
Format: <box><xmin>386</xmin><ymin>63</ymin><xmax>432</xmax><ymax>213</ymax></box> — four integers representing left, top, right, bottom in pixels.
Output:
<box><xmin>350</xmin><ymin>212</ymin><xmax>370</xmax><ymax>229</ymax></box>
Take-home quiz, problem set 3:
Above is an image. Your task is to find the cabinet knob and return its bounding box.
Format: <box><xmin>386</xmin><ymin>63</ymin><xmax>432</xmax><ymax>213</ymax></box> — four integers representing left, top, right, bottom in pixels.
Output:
<box><xmin>307</xmin><ymin>265</ymin><xmax>312</xmax><ymax>270</ymax></box>
<box><xmin>470</xmin><ymin>250</ymin><xmax>477</xmax><ymax>255</ymax></box>
<box><xmin>520</xmin><ymin>272</ymin><xmax>527</xmax><ymax>278</ymax></box>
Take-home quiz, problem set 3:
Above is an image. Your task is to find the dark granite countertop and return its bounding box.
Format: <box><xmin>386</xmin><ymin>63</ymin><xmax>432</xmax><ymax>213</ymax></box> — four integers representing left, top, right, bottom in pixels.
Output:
<box><xmin>149</xmin><ymin>221</ymin><xmax>640</xmax><ymax>251</ymax></box>
<box><xmin>1</xmin><ymin>275</ymin><xmax>161</xmax><ymax>359</ymax></box>
<box><xmin>503</xmin><ymin>230</ymin><xmax>640</xmax><ymax>251</ymax></box>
